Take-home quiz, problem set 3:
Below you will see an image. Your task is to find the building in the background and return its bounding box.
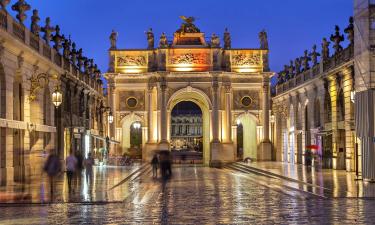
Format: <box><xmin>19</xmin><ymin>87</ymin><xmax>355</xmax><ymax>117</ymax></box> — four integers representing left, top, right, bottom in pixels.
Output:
<box><xmin>0</xmin><ymin>1</ymin><xmax>109</xmax><ymax>184</ymax></box>
<box><xmin>170</xmin><ymin>110</ymin><xmax>203</xmax><ymax>151</ymax></box>
<box><xmin>105</xmin><ymin>17</ymin><xmax>273</xmax><ymax>165</ymax></box>
<box><xmin>272</xmin><ymin>0</ymin><xmax>375</xmax><ymax>181</ymax></box>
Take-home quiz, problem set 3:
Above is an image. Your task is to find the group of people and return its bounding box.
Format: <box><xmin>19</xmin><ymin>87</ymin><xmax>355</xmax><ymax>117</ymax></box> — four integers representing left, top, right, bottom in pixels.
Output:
<box><xmin>151</xmin><ymin>151</ymin><xmax>172</xmax><ymax>179</ymax></box>
<box><xmin>43</xmin><ymin>152</ymin><xmax>95</xmax><ymax>195</ymax></box>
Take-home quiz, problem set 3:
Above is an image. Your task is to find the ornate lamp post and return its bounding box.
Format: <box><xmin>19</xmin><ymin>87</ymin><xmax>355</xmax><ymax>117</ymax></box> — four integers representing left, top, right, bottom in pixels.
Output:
<box><xmin>52</xmin><ymin>86</ymin><xmax>63</xmax><ymax>107</ymax></box>
<box><xmin>108</xmin><ymin>111</ymin><xmax>114</xmax><ymax>124</ymax></box>
<box><xmin>52</xmin><ymin>84</ymin><xmax>63</xmax><ymax>156</ymax></box>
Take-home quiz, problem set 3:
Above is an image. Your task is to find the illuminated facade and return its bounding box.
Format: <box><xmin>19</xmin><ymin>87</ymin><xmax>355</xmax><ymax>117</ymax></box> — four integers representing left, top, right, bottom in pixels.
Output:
<box><xmin>273</xmin><ymin>1</ymin><xmax>375</xmax><ymax>182</ymax></box>
<box><xmin>0</xmin><ymin>3</ymin><xmax>106</xmax><ymax>184</ymax></box>
<box><xmin>105</xmin><ymin>18</ymin><xmax>273</xmax><ymax>165</ymax></box>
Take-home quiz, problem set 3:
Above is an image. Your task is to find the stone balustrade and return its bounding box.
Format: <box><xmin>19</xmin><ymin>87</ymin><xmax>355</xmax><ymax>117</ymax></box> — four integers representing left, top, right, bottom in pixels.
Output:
<box><xmin>275</xmin><ymin>45</ymin><xmax>353</xmax><ymax>95</ymax></box>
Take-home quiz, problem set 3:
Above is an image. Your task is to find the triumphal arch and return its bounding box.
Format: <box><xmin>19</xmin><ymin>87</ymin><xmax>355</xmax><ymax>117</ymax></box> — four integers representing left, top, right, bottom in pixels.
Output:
<box><xmin>105</xmin><ymin>17</ymin><xmax>273</xmax><ymax>165</ymax></box>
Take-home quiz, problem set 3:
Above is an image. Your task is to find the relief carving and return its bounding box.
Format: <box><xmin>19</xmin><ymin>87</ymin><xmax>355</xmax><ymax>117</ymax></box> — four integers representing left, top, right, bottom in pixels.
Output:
<box><xmin>233</xmin><ymin>90</ymin><xmax>260</xmax><ymax>110</ymax></box>
<box><xmin>118</xmin><ymin>91</ymin><xmax>145</xmax><ymax>111</ymax></box>
<box><xmin>117</xmin><ymin>55</ymin><xmax>147</xmax><ymax>67</ymax></box>
<box><xmin>170</xmin><ymin>53</ymin><xmax>209</xmax><ymax>65</ymax></box>
<box><xmin>231</xmin><ymin>53</ymin><xmax>261</xmax><ymax>67</ymax></box>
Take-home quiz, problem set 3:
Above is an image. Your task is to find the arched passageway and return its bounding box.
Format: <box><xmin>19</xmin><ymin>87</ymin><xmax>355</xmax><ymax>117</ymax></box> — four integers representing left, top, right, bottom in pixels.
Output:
<box><xmin>170</xmin><ymin>101</ymin><xmax>203</xmax><ymax>163</ymax></box>
<box><xmin>236</xmin><ymin>113</ymin><xmax>258</xmax><ymax>160</ymax></box>
<box><xmin>120</xmin><ymin>113</ymin><xmax>145</xmax><ymax>157</ymax></box>
<box><xmin>167</xmin><ymin>87</ymin><xmax>211</xmax><ymax>165</ymax></box>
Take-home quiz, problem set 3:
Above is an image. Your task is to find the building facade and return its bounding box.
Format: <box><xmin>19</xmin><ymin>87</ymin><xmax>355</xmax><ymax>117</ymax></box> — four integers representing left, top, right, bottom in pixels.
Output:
<box><xmin>272</xmin><ymin>1</ymin><xmax>375</xmax><ymax>181</ymax></box>
<box><xmin>272</xmin><ymin>22</ymin><xmax>355</xmax><ymax>172</ymax></box>
<box><xmin>170</xmin><ymin>113</ymin><xmax>203</xmax><ymax>151</ymax></box>
<box><xmin>105</xmin><ymin>18</ymin><xmax>273</xmax><ymax>165</ymax></box>
<box><xmin>0</xmin><ymin>1</ymin><xmax>107</xmax><ymax>184</ymax></box>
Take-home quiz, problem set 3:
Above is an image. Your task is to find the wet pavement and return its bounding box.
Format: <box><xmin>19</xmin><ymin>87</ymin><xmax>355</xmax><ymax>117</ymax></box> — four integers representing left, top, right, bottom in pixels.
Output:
<box><xmin>238</xmin><ymin>161</ymin><xmax>375</xmax><ymax>198</ymax></box>
<box><xmin>0</xmin><ymin>165</ymin><xmax>375</xmax><ymax>224</ymax></box>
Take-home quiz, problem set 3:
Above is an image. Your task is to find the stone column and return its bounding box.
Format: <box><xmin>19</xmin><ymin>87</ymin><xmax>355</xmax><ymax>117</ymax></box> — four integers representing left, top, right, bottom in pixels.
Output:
<box><xmin>224</xmin><ymin>84</ymin><xmax>232</xmax><ymax>143</ymax></box>
<box><xmin>159</xmin><ymin>78</ymin><xmax>168</xmax><ymax>145</ymax></box>
<box><xmin>147</xmin><ymin>85</ymin><xmax>154</xmax><ymax>143</ymax></box>
<box><xmin>258</xmin><ymin>74</ymin><xmax>272</xmax><ymax>161</ymax></box>
<box><xmin>211</xmin><ymin>78</ymin><xmax>220</xmax><ymax>143</ymax></box>
<box><xmin>108</xmin><ymin>82</ymin><xmax>116</xmax><ymax>140</ymax></box>
<box><xmin>262</xmin><ymin>75</ymin><xmax>270</xmax><ymax>142</ymax></box>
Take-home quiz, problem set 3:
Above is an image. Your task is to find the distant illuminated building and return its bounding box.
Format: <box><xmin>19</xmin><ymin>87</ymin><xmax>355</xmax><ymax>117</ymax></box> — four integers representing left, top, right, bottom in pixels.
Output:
<box><xmin>170</xmin><ymin>103</ymin><xmax>203</xmax><ymax>151</ymax></box>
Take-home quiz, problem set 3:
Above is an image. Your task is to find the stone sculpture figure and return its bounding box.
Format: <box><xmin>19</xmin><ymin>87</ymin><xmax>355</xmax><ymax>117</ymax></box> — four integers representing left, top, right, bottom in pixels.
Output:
<box><xmin>294</xmin><ymin>57</ymin><xmax>301</xmax><ymax>74</ymax></box>
<box><xmin>30</xmin><ymin>9</ymin><xmax>40</xmax><ymax>36</ymax></box>
<box><xmin>301</xmin><ymin>50</ymin><xmax>311</xmax><ymax>71</ymax></box>
<box><xmin>344</xmin><ymin>17</ymin><xmax>354</xmax><ymax>45</ymax></box>
<box><xmin>109</xmin><ymin>29</ymin><xmax>118</xmax><ymax>50</ymax></box>
<box><xmin>177</xmin><ymin>16</ymin><xmax>200</xmax><ymax>33</ymax></box>
<box><xmin>145</xmin><ymin>28</ymin><xmax>154</xmax><ymax>49</ymax></box>
<box><xmin>41</xmin><ymin>17</ymin><xmax>55</xmax><ymax>44</ymax></box>
<box><xmin>309</xmin><ymin>45</ymin><xmax>320</xmax><ymax>66</ymax></box>
<box><xmin>77</xmin><ymin>48</ymin><xmax>84</xmax><ymax>69</ymax></box>
<box><xmin>52</xmin><ymin>25</ymin><xmax>63</xmax><ymax>51</ymax></box>
<box><xmin>288</xmin><ymin>60</ymin><xmax>294</xmax><ymax>78</ymax></box>
<box><xmin>70</xmin><ymin>42</ymin><xmax>78</xmax><ymax>66</ymax></box>
<box><xmin>259</xmin><ymin>29</ymin><xmax>269</xmax><ymax>49</ymax></box>
<box><xmin>11</xmin><ymin>0</ymin><xmax>31</xmax><ymax>24</ymax></box>
<box><xmin>321</xmin><ymin>38</ymin><xmax>330</xmax><ymax>60</ymax></box>
<box><xmin>278</xmin><ymin>70</ymin><xmax>286</xmax><ymax>84</ymax></box>
<box><xmin>83</xmin><ymin>58</ymin><xmax>89</xmax><ymax>73</ymax></box>
<box><xmin>159</xmin><ymin>32</ymin><xmax>168</xmax><ymax>48</ymax></box>
<box><xmin>284</xmin><ymin>65</ymin><xmax>290</xmax><ymax>80</ymax></box>
<box><xmin>62</xmin><ymin>36</ymin><xmax>71</xmax><ymax>59</ymax></box>
<box><xmin>211</xmin><ymin>33</ymin><xmax>220</xmax><ymax>47</ymax></box>
<box><xmin>0</xmin><ymin>0</ymin><xmax>10</xmax><ymax>10</ymax></box>
<box><xmin>224</xmin><ymin>28</ymin><xmax>231</xmax><ymax>49</ymax></box>
<box><xmin>330</xmin><ymin>25</ymin><xmax>344</xmax><ymax>53</ymax></box>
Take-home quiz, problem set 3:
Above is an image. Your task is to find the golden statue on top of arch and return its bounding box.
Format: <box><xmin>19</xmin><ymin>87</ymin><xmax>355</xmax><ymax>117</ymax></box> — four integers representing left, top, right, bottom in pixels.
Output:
<box><xmin>177</xmin><ymin>16</ymin><xmax>201</xmax><ymax>34</ymax></box>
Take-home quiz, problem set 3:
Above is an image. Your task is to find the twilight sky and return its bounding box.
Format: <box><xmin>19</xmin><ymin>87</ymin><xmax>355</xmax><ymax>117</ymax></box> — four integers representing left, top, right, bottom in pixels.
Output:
<box><xmin>10</xmin><ymin>0</ymin><xmax>353</xmax><ymax>75</ymax></box>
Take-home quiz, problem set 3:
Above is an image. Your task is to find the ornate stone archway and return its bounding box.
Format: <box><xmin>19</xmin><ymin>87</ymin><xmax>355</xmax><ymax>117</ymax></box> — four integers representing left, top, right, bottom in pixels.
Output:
<box><xmin>235</xmin><ymin>112</ymin><xmax>259</xmax><ymax>160</ymax></box>
<box><xmin>119</xmin><ymin>113</ymin><xmax>146</xmax><ymax>155</ymax></box>
<box><xmin>167</xmin><ymin>86</ymin><xmax>212</xmax><ymax>164</ymax></box>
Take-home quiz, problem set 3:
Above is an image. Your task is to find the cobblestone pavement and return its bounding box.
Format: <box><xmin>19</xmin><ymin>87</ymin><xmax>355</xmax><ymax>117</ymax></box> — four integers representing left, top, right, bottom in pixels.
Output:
<box><xmin>0</xmin><ymin>165</ymin><xmax>375</xmax><ymax>224</ymax></box>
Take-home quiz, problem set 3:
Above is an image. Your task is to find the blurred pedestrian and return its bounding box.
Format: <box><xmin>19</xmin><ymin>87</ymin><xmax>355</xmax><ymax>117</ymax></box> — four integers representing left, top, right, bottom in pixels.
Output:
<box><xmin>151</xmin><ymin>154</ymin><xmax>159</xmax><ymax>178</ymax></box>
<box><xmin>83</xmin><ymin>153</ymin><xmax>95</xmax><ymax>184</ymax></box>
<box><xmin>66</xmin><ymin>153</ymin><xmax>78</xmax><ymax>192</ymax></box>
<box><xmin>75</xmin><ymin>151</ymin><xmax>83</xmax><ymax>170</ymax></box>
<box><xmin>160</xmin><ymin>151</ymin><xmax>172</xmax><ymax>179</ymax></box>
<box><xmin>43</xmin><ymin>153</ymin><xmax>61</xmax><ymax>198</ymax></box>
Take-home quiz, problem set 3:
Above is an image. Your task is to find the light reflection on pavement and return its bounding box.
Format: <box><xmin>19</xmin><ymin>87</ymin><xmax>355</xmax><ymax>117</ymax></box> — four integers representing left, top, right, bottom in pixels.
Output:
<box><xmin>0</xmin><ymin>165</ymin><xmax>374</xmax><ymax>224</ymax></box>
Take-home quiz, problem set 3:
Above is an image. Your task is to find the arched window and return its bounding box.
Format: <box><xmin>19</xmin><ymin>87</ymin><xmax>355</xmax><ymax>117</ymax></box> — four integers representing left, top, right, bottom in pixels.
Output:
<box><xmin>337</xmin><ymin>90</ymin><xmax>345</xmax><ymax>121</ymax></box>
<box><xmin>314</xmin><ymin>99</ymin><xmax>321</xmax><ymax>127</ymax></box>
<box><xmin>0</xmin><ymin>65</ymin><xmax>5</xmax><ymax>118</ymax></box>
<box><xmin>324</xmin><ymin>92</ymin><xmax>332</xmax><ymax>123</ymax></box>
<box><xmin>43</xmin><ymin>87</ymin><xmax>51</xmax><ymax>126</ymax></box>
<box><xmin>13</xmin><ymin>79</ymin><xmax>24</xmax><ymax>121</ymax></box>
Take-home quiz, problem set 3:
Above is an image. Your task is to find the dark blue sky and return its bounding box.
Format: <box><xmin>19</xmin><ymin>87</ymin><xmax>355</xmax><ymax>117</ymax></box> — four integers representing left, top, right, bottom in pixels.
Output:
<box><xmin>11</xmin><ymin>0</ymin><xmax>352</xmax><ymax>74</ymax></box>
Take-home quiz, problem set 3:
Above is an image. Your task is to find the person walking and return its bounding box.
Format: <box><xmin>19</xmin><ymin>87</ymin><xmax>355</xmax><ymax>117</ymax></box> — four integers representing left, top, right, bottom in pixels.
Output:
<box><xmin>66</xmin><ymin>153</ymin><xmax>78</xmax><ymax>193</ymax></box>
<box><xmin>83</xmin><ymin>153</ymin><xmax>95</xmax><ymax>184</ymax></box>
<box><xmin>151</xmin><ymin>154</ymin><xmax>159</xmax><ymax>178</ymax></box>
<box><xmin>43</xmin><ymin>153</ymin><xmax>61</xmax><ymax>200</ymax></box>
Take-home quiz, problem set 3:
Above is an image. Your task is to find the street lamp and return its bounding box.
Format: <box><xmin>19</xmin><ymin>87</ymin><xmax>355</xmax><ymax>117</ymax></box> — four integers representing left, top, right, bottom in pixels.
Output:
<box><xmin>350</xmin><ymin>90</ymin><xmax>356</xmax><ymax>103</ymax></box>
<box><xmin>52</xmin><ymin>86</ymin><xmax>63</xmax><ymax>108</ymax></box>
<box><xmin>133</xmin><ymin>121</ymin><xmax>141</xmax><ymax>129</ymax></box>
<box><xmin>108</xmin><ymin>111</ymin><xmax>114</xmax><ymax>124</ymax></box>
